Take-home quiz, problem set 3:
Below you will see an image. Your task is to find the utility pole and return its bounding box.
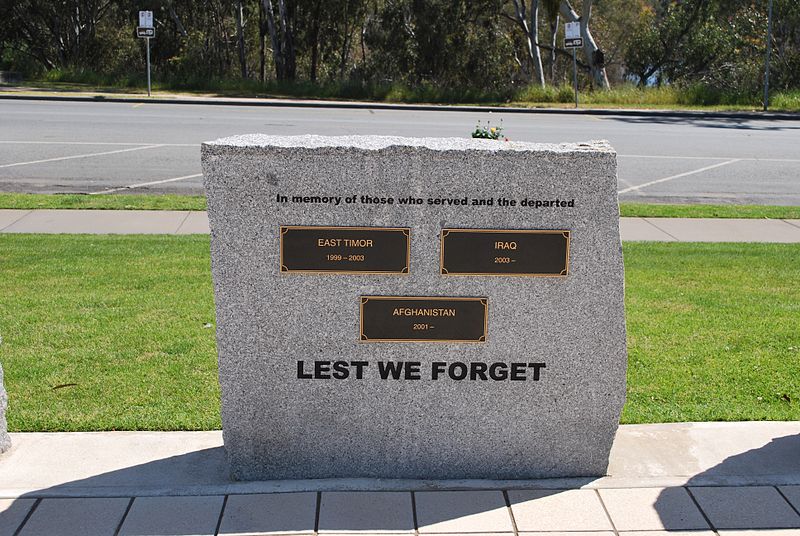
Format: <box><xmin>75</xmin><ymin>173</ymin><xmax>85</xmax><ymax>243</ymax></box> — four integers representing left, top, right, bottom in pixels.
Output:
<box><xmin>146</xmin><ymin>37</ymin><xmax>152</xmax><ymax>97</ymax></box>
<box><xmin>573</xmin><ymin>49</ymin><xmax>578</xmax><ymax>109</ymax></box>
<box><xmin>763</xmin><ymin>0</ymin><xmax>773</xmax><ymax>111</ymax></box>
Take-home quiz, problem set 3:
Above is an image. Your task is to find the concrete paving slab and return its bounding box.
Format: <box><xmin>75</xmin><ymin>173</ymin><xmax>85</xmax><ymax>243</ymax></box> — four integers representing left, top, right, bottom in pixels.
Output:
<box><xmin>0</xmin><ymin>498</ymin><xmax>36</xmax><ymax>535</ymax></box>
<box><xmin>508</xmin><ymin>489</ymin><xmax>613</xmax><ymax>531</ymax></box>
<box><xmin>518</xmin><ymin>533</ymin><xmax>613</xmax><ymax>536</ymax></box>
<box><xmin>618</xmin><ymin>532</ymin><xmax>716</xmax><ymax>536</ymax></box>
<box><xmin>598</xmin><ymin>487</ymin><xmax>709</xmax><ymax>531</ymax></box>
<box><xmin>0</xmin><ymin>210</ymin><xmax>798</xmax><ymax>243</ymax></box>
<box><xmin>3</xmin><ymin>423</ymin><xmax>800</xmax><ymax>498</ymax></box>
<box><xmin>0</xmin><ymin>209</ymin><xmax>30</xmax><ymax>230</ymax></box>
<box><xmin>720</xmin><ymin>529</ymin><xmax>800</xmax><ymax>536</ymax></box>
<box><xmin>176</xmin><ymin>210</ymin><xmax>210</xmax><ymax>234</ymax></box>
<box><xmin>516</xmin><ymin>530</ymin><xmax>616</xmax><ymax>536</ymax></box>
<box><xmin>643</xmin><ymin>217</ymin><xmax>800</xmax><ymax>242</ymax></box>
<box><xmin>417</xmin><ymin>534</ymin><xmax>514</xmax><ymax>536</ymax></box>
<box><xmin>1</xmin><ymin>209</ymin><xmax>187</xmax><ymax>234</ymax></box>
<box><xmin>217</xmin><ymin>492</ymin><xmax>317</xmax><ymax>535</ymax></box>
<box><xmin>689</xmin><ymin>486</ymin><xmax>800</xmax><ymax>529</ymax></box>
<box><xmin>18</xmin><ymin>497</ymin><xmax>129</xmax><ymax>536</ymax></box>
<box><xmin>619</xmin><ymin>217</ymin><xmax>676</xmax><ymax>241</ymax></box>
<box><xmin>415</xmin><ymin>491</ymin><xmax>513</xmax><ymax>533</ymax></box>
<box><xmin>0</xmin><ymin>431</ymin><xmax>227</xmax><ymax>497</ymax></box>
<box><xmin>606</xmin><ymin>422</ymin><xmax>800</xmax><ymax>488</ymax></box>
<box><xmin>318</xmin><ymin>492</ymin><xmax>414</xmax><ymax>533</ymax></box>
<box><xmin>118</xmin><ymin>495</ymin><xmax>224</xmax><ymax>536</ymax></box>
<box><xmin>779</xmin><ymin>485</ymin><xmax>800</xmax><ymax>511</ymax></box>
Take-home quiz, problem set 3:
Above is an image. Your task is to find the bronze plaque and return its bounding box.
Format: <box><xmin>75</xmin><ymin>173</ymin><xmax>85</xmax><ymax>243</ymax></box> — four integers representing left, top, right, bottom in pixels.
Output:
<box><xmin>441</xmin><ymin>229</ymin><xmax>570</xmax><ymax>276</ymax></box>
<box><xmin>360</xmin><ymin>296</ymin><xmax>488</xmax><ymax>343</ymax></box>
<box><xmin>281</xmin><ymin>226</ymin><xmax>410</xmax><ymax>274</ymax></box>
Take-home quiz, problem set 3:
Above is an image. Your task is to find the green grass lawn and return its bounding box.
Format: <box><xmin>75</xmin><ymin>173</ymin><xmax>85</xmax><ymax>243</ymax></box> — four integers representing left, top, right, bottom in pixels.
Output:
<box><xmin>0</xmin><ymin>235</ymin><xmax>797</xmax><ymax>431</ymax></box>
<box><xmin>0</xmin><ymin>193</ymin><xmax>207</xmax><ymax>211</ymax></box>
<box><xmin>2</xmin><ymin>193</ymin><xmax>799</xmax><ymax>219</ymax></box>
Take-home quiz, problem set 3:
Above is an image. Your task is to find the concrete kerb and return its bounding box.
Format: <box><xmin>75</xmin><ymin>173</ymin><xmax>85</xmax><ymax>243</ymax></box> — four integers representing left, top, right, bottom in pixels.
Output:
<box><xmin>1</xmin><ymin>93</ymin><xmax>799</xmax><ymax>121</ymax></box>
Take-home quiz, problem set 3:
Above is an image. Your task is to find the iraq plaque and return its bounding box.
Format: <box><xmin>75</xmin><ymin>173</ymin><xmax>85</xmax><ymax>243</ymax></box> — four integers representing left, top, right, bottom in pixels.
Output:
<box><xmin>441</xmin><ymin>229</ymin><xmax>570</xmax><ymax>276</ymax></box>
<box><xmin>281</xmin><ymin>226</ymin><xmax>410</xmax><ymax>274</ymax></box>
<box><xmin>360</xmin><ymin>296</ymin><xmax>488</xmax><ymax>342</ymax></box>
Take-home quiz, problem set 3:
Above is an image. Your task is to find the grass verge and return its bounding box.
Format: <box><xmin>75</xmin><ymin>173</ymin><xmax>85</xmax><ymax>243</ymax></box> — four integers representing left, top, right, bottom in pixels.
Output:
<box><xmin>619</xmin><ymin>203</ymin><xmax>800</xmax><ymax>219</ymax></box>
<box><xmin>0</xmin><ymin>193</ymin><xmax>207</xmax><ymax>211</ymax></box>
<box><xmin>1</xmin><ymin>193</ymin><xmax>798</xmax><ymax>219</ymax></box>
<box><xmin>9</xmin><ymin>76</ymin><xmax>800</xmax><ymax>112</ymax></box>
<box><xmin>1</xmin><ymin>235</ymin><xmax>797</xmax><ymax>430</ymax></box>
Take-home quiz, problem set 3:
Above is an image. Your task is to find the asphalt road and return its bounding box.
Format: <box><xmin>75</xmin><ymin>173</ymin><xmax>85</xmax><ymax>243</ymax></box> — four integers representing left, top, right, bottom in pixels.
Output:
<box><xmin>1</xmin><ymin>99</ymin><xmax>799</xmax><ymax>204</ymax></box>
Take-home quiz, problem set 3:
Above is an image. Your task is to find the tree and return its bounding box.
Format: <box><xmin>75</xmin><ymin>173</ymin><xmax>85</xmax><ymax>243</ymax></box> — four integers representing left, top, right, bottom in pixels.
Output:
<box><xmin>559</xmin><ymin>0</ymin><xmax>609</xmax><ymax>88</ymax></box>
<box><xmin>261</xmin><ymin>0</ymin><xmax>295</xmax><ymax>80</ymax></box>
<box><xmin>510</xmin><ymin>0</ymin><xmax>546</xmax><ymax>87</ymax></box>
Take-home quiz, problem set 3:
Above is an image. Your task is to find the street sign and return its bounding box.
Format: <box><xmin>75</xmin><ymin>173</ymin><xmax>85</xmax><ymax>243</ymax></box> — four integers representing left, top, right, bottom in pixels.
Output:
<box><xmin>136</xmin><ymin>12</ymin><xmax>155</xmax><ymax>97</ymax></box>
<box><xmin>565</xmin><ymin>37</ymin><xmax>583</xmax><ymax>48</ymax></box>
<box><xmin>565</xmin><ymin>21</ymin><xmax>581</xmax><ymax>108</ymax></box>
<box><xmin>136</xmin><ymin>26</ymin><xmax>155</xmax><ymax>38</ymax></box>
<box><xmin>139</xmin><ymin>10</ymin><xmax>153</xmax><ymax>28</ymax></box>
<box><xmin>565</xmin><ymin>22</ymin><xmax>582</xmax><ymax>49</ymax></box>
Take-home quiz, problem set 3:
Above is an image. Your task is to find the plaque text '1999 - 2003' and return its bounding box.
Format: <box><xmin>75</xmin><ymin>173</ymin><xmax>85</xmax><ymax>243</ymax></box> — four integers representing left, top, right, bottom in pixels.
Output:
<box><xmin>280</xmin><ymin>226</ymin><xmax>410</xmax><ymax>274</ymax></box>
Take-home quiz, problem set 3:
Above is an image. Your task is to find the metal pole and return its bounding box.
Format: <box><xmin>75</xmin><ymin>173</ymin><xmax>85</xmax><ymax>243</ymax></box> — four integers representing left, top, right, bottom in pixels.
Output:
<box><xmin>146</xmin><ymin>37</ymin><xmax>152</xmax><ymax>97</ymax></box>
<box><xmin>573</xmin><ymin>48</ymin><xmax>578</xmax><ymax>108</ymax></box>
<box><xmin>763</xmin><ymin>0</ymin><xmax>773</xmax><ymax>111</ymax></box>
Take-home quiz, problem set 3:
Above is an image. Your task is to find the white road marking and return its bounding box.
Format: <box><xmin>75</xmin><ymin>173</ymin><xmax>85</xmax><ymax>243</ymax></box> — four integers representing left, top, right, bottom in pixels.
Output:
<box><xmin>0</xmin><ymin>145</ymin><xmax>164</xmax><ymax>169</ymax></box>
<box><xmin>92</xmin><ymin>173</ymin><xmax>203</xmax><ymax>194</ymax></box>
<box><xmin>618</xmin><ymin>159</ymin><xmax>741</xmax><ymax>195</ymax></box>
<box><xmin>618</xmin><ymin>154</ymin><xmax>800</xmax><ymax>162</ymax></box>
<box><xmin>0</xmin><ymin>141</ymin><xmax>197</xmax><ymax>147</ymax></box>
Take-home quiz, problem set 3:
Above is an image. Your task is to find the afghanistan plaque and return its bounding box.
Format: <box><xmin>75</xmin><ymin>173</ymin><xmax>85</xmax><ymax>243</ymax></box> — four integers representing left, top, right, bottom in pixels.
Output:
<box><xmin>281</xmin><ymin>226</ymin><xmax>410</xmax><ymax>274</ymax></box>
<box><xmin>360</xmin><ymin>296</ymin><xmax>488</xmax><ymax>343</ymax></box>
<box><xmin>441</xmin><ymin>229</ymin><xmax>570</xmax><ymax>276</ymax></box>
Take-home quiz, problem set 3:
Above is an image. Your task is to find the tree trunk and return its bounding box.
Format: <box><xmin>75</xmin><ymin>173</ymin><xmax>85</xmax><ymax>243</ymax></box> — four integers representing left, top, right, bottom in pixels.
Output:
<box><xmin>259</xmin><ymin>4</ymin><xmax>266</xmax><ymax>82</ymax></box>
<box><xmin>512</xmin><ymin>0</ymin><xmax>545</xmax><ymax>87</ymax></box>
<box><xmin>549</xmin><ymin>14</ymin><xmax>559</xmax><ymax>83</ymax></box>
<box><xmin>261</xmin><ymin>0</ymin><xmax>284</xmax><ymax>80</ymax></box>
<box><xmin>165</xmin><ymin>0</ymin><xmax>188</xmax><ymax>37</ymax></box>
<box><xmin>277</xmin><ymin>0</ymin><xmax>295</xmax><ymax>80</ymax></box>
<box><xmin>560</xmin><ymin>0</ymin><xmax>609</xmax><ymax>89</ymax></box>
<box><xmin>235</xmin><ymin>0</ymin><xmax>248</xmax><ymax>78</ymax></box>
<box><xmin>309</xmin><ymin>1</ymin><xmax>322</xmax><ymax>82</ymax></box>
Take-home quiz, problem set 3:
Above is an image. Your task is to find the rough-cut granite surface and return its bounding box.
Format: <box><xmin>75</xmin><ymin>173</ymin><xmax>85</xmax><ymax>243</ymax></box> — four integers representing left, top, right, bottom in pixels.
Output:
<box><xmin>202</xmin><ymin>135</ymin><xmax>626</xmax><ymax>480</ymax></box>
<box><xmin>0</xmin><ymin>363</ymin><xmax>10</xmax><ymax>454</ymax></box>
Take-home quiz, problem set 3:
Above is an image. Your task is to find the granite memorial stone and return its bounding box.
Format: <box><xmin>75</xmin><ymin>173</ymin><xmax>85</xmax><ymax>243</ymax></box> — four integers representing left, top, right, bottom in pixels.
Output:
<box><xmin>0</xmin><ymin>363</ymin><xmax>10</xmax><ymax>454</ymax></box>
<box><xmin>201</xmin><ymin>135</ymin><xmax>627</xmax><ymax>480</ymax></box>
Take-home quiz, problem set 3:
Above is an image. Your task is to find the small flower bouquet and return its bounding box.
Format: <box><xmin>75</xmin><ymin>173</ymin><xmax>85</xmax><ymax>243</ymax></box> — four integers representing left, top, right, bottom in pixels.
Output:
<box><xmin>471</xmin><ymin>119</ymin><xmax>505</xmax><ymax>140</ymax></box>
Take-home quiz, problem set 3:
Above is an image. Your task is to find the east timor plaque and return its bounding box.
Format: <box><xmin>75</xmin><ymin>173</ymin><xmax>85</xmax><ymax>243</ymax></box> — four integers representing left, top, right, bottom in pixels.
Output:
<box><xmin>281</xmin><ymin>226</ymin><xmax>410</xmax><ymax>274</ymax></box>
<box><xmin>360</xmin><ymin>296</ymin><xmax>488</xmax><ymax>343</ymax></box>
<box><xmin>441</xmin><ymin>229</ymin><xmax>570</xmax><ymax>276</ymax></box>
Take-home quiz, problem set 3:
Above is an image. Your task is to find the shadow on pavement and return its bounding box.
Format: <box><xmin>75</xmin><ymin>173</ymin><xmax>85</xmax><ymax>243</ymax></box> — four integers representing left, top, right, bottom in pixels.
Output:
<box><xmin>653</xmin><ymin>433</ymin><xmax>800</xmax><ymax>530</ymax></box>
<box><xmin>609</xmin><ymin>115</ymin><xmax>800</xmax><ymax>131</ymax></box>
<box><xmin>3</xmin><ymin>433</ymin><xmax>799</xmax><ymax>534</ymax></box>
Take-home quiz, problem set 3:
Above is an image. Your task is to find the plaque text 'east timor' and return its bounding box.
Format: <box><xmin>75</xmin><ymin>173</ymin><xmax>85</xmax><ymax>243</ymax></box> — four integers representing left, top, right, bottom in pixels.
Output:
<box><xmin>360</xmin><ymin>296</ymin><xmax>488</xmax><ymax>343</ymax></box>
<box><xmin>281</xmin><ymin>226</ymin><xmax>410</xmax><ymax>274</ymax></box>
<box><xmin>441</xmin><ymin>229</ymin><xmax>570</xmax><ymax>276</ymax></box>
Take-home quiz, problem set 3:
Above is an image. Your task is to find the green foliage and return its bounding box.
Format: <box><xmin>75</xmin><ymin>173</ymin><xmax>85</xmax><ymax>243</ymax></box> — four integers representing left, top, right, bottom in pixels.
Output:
<box><xmin>471</xmin><ymin>119</ymin><xmax>504</xmax><ymax>139</ymax></box>
<box><xmin>2</xmin><ymin>0</ymin><xmax>800</xmax><ymax>103</ymax></box>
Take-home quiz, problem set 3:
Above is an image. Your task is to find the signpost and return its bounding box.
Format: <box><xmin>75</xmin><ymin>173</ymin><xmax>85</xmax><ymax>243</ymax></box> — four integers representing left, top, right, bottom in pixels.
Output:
<box><xmin>137</xmin><ymin>11</ymin><xmax>154</xmax><ymax>97</ymax></box>
<box><xmin>564</xmin><ymin>21</ymin><xmax>582</xmax><ymax>109</ymax></box>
